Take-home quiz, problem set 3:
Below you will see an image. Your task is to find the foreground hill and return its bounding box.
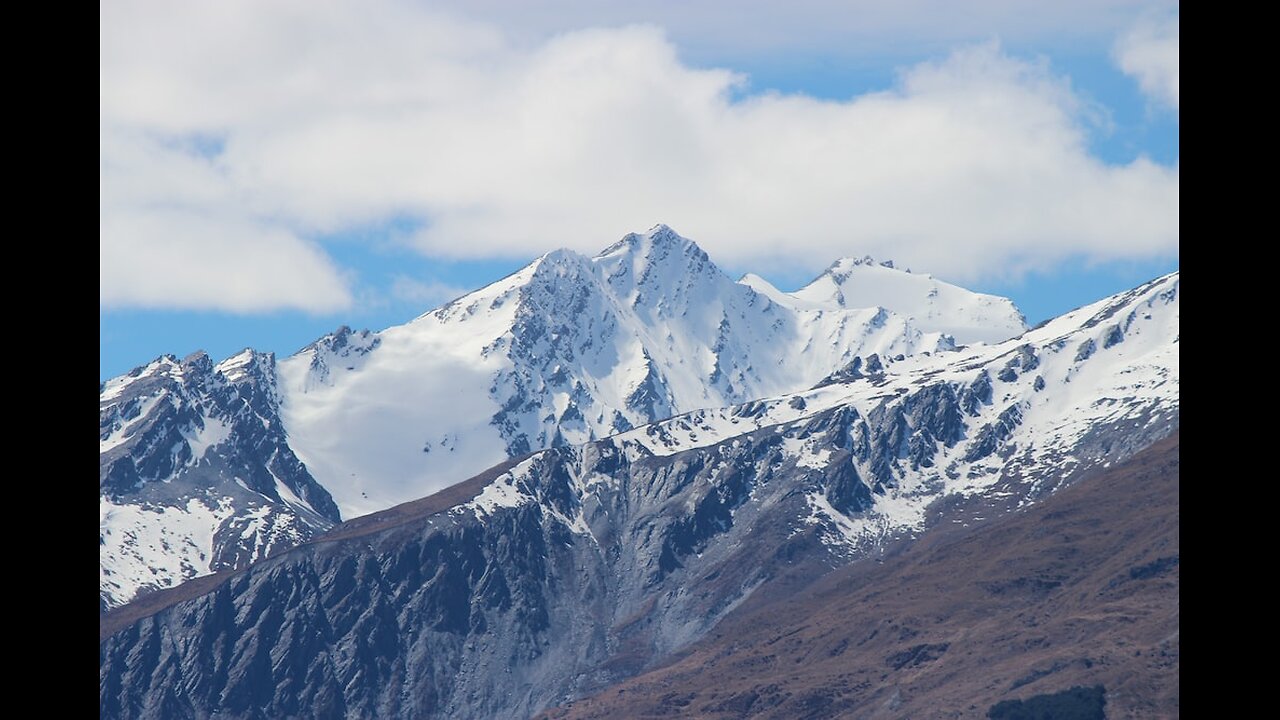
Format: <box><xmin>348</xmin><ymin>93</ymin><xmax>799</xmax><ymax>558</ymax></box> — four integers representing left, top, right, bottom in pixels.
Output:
<box><xmin>545</xmin><ymin>433</ymin><xmax>1179</xmax><ymax>719</ymax></box>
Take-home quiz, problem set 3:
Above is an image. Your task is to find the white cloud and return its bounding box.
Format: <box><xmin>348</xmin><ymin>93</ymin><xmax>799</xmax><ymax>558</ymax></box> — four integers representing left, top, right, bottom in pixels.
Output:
<box><xmin>1115</xmin><ymin>12</ymin><xmax>1179</xmax><ymax>109</ymax></box>
<box><xmin>99</xmin><ymin>209</ymin><xmax>353</xmax><ymax>313</ymax></box>
<box><xmin>100</xmin><ymin>124</ymin><xmax>354</xmax><ymax>312</ymax></box>
<box><xmin>101</xmin><ymin>0</ymin><xmax>1179</xmax><ymax>311</ymax></box>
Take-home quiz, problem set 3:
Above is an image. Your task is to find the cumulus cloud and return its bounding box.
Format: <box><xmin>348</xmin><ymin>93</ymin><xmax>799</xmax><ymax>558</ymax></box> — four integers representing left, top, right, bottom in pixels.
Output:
<box><xmin>1115</xmin><ymin>12</ymin><xmax>1179</xmax><ymax>109</ymax></box>
<box><xmin>100</xmin><ymin>125</ymin><xmax>354</xmax><ymax>312</ymax></box>
<box><xmin>101</xmin><ymin>0</ymin><xmax>1179</xmax><ymax>312</ymax></box>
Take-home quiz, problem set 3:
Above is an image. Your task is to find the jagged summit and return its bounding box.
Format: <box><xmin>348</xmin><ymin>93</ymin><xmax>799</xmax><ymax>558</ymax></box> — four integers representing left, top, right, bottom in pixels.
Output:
<box><xmin>523</xmin><ymin>247</ymin><xmax>597</xmax><ymax>288</ymax></box>
<box><xmin>433</xmin><ymin>226</ymin><xmax>712</xmax><ymax>325</ymax></box>
<box><xmin>593</xmin><ymin>225</ymin><xmax>719</xmax><ymax>306</ymax></box>
<box><xmin>595</xmin><ymin>223</ymin><xmax>705</xmax><ymax>260</ymax></box>
<box><xmin>827</xmin><ymin>255</ymin><xmax>906</xmax><ymax>272</ymax></box>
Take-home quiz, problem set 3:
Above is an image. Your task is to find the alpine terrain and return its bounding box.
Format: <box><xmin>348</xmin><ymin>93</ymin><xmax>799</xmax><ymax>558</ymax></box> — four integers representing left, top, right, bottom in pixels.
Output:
<box><xmin>100</xmin><ymin>225</ymin><xmax>1026</xmax><ymax>610</ymax></box>
<box><xmin>99</xmin><ymin>257</ymin><xmax>1178</xmax><ymax>718</ymax></box>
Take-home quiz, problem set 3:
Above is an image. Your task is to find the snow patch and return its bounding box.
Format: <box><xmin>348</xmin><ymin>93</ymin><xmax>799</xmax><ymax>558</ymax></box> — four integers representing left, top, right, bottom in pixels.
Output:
<box><xmin>181</xmin><ymin>415</ymin><xmax>232</xmax><ymax>463</ymax></box>
<box><xmin>99</xmin><ymin>496</ymin><xmax>236</xmax><ymax>609</ymax></box>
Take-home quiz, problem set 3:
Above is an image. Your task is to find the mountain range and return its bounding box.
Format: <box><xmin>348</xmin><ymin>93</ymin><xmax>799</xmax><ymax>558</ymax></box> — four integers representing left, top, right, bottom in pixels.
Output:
<box><xmin>100</xmin><ymin>225</ymin><xmax>1027</xmax><ymax>610</ymax></box>
<box><xmin>99</xmin><ymin>228</ymin><xmax>1177</xmax><ymax>718</ymax></box>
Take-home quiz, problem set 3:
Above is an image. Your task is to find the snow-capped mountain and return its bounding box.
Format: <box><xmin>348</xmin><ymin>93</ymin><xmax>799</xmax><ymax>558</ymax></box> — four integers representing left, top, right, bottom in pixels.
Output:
<box><xmin>99</xmin><ymin>350</ymin><xmax>339</xmax><ymax>611</ymax></box>
<box><xmin>741</xmin><ymin>255</ymin><xmax>1027</xmax><ymax>344</ymax></box>
<box><xmin>99</xmin><ymin>271</ymin><xmax>1178</xmax><ymax>720</ymax></box>
<box><xmin>99</xmin><ymin>224</ymin><xmax>1027</xmax><ymax>609</ymax></box>
<box><xmin>279</xmin><ymin>226</ymin><xmax>992</xmax><ymax>519</ymax></box>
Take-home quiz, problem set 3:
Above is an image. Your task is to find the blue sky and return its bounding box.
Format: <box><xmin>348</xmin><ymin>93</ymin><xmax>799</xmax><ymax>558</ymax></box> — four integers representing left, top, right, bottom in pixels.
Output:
<box><xmin>100</xmin><ymin>1</ymin><xmax>1178</xmax><ymax>379</ymax></box>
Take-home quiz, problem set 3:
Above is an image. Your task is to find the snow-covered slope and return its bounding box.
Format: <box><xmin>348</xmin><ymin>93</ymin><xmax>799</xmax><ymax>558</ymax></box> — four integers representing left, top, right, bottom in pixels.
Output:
<box><xmin>743</xmin><ymin>255</ymin><xmax>1027</xmax><ymax>345</ymax></box>
<box><xmin>100</xmin><ymin>272</ymin><xmax>1178</xmax><ymax>720</ymax></box>
<box><xmin>279</xmin><ymin>226</ymin><xmax>971</xmax><ymax>517</ymax></box>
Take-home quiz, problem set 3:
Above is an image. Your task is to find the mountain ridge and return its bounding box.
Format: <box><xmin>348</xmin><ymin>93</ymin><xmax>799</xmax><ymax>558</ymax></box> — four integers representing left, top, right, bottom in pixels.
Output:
<box><xmin>744</xmin><ymin>252</ymin><xmax>1028</xmax><ymax>344</ymax></box>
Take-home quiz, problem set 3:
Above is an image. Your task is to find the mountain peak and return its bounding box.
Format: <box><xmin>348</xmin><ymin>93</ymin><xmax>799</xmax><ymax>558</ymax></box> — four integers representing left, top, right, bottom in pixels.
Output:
<box><xmin>784</xmin><ymin>258</ymin><xmax>1026</xmax><ymax>345</ymax></box>
<box><xmin>646</xmin><ymin>222</ymin><xmax>684</xmax><ymax>244</ymax></box>
<box><xmin>737</xmin><ymin>272</ymin><xmax>793</xmax><ymax>308</ymax></box>
<box><xmin>214</xmin><ymin>347</ymin><xmax>274</xmax><ymax>384</ymax></box>
<box><xmin>826</xmin><ymin>256</ymin><xmax>908</xmax><ymax>276</ymax></box>
<box><xmin>527</xmin><ymin>247</ymin><xmax>597</xmax><ymax>286</ymax></box>
<box><xmin>595</xmin><ymin>224</ymin><xmax>708</xmax><ymax>264</ymax></box>
<box><xmin>592</xmin><ymin>224</ymin><xmax>721</xmax><ymax>307</ymax></box>
<box><xmin>539</xmin><ymin>247</ymin><xmax>586</xmax><ymax>264</ymax></box>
